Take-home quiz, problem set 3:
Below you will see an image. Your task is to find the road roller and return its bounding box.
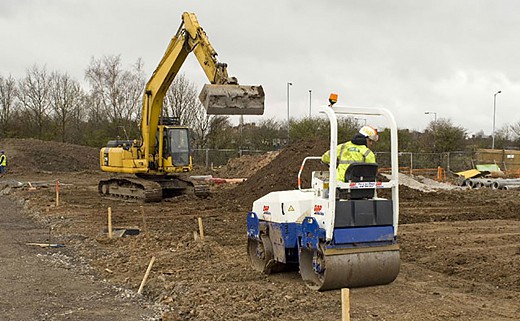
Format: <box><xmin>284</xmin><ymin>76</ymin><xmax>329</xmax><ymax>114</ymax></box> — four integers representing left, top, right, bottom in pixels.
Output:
<box><xmin>246</xmin><ymin>99</ymin><xmax>400</xmax><ymax>291</ymax></box>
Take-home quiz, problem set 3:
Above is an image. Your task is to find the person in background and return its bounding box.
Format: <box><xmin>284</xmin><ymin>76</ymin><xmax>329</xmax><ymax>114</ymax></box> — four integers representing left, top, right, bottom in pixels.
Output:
<box><xmin>0</xmin><ymin>150</ymin><xmax>7</xmax><ymax>175</ymax></box>
<box><xmin>321</xmin><ymin>126</ymin><xmax>378</xmax><ymax>182</ymax></box>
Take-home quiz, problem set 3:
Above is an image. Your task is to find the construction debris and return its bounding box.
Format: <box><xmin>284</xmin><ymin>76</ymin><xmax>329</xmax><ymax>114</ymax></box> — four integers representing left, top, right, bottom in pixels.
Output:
<box><xmin>26</xmin><ymin>242</ymin><xmax>65</xmax><ymax>248</ymax></box>
<box><xmin>102</xmin><ymin>227</ymin><xmax>141</xmax><ymax>238</ymax></box>
<box><xmin>462</xmin><ymin>177</ymin><xmax>520</xmax><ymax>190</ymax></box>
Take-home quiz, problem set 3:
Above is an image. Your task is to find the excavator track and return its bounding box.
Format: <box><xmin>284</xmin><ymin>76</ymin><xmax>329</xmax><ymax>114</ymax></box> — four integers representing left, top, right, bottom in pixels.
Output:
<box><xmin>98</xmin><ymin>177</ymin><xmax>163</xmax><ymax>202</ymax></box>
<box><xmin>98</xmin><ymin>175</ymin><xmax>210</xmax><ymax>202</ymax></box>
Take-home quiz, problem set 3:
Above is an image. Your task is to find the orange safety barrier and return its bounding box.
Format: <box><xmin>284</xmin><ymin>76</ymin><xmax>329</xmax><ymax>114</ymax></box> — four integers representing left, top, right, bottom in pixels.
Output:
<box><xmin>379</xmin><ymin>166</ymin><xmax>446</xmax><ymax>182</ymax></box>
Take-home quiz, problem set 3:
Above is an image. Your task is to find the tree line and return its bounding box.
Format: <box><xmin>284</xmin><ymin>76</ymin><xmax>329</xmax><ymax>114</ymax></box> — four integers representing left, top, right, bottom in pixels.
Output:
<box><xmin>1</xmin><ymin>55</ymin><xmax>520</xmax><ymax>153</ymax></box>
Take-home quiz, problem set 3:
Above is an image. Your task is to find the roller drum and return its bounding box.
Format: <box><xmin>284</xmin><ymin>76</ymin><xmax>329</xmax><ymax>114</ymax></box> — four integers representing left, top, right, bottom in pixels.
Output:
<box><xmin>247</xmin><ymin>235</ymin><xmax>285</xmax><ymax>274</ymax></box>
<box><xmin>300</xmin><ymin>246</ymin><xmax>400</xmax><ymax>291</ymax></box>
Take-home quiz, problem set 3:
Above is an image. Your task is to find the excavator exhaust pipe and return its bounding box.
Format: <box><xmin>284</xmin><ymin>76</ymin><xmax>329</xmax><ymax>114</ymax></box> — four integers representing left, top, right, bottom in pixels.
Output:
<box><xmin>199</xmin><ymin>84</ymin><xmax>265</xmax><ymax>115</ymax></box>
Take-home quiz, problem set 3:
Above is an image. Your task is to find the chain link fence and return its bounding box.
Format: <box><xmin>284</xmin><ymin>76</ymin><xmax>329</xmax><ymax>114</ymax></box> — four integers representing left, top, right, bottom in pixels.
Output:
<box><xmin>192</xmin><ymin>149</ymin><xmax>268</xmax><ymax>167</ymax></box>
<box><xmin>193</xmin><ymin>148</ymin><xmax>480</xmax><ymax>173</ymax></box>
<box><xmin>192</xmin><ymin>148</ymin><xmax>520</xmax><ymax>182</ymax></box>
<box><xmin>375</xmin><ymin>151</ymin><xmax>474</xmax><ymax>173</ymax></box>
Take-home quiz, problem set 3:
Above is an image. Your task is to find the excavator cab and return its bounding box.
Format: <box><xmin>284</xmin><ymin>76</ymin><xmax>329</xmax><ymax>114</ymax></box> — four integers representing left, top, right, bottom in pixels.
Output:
<box><xmin>162</xmin><ymin>127</ymin><xmax>191</xmax><ymax>168</ymax></box>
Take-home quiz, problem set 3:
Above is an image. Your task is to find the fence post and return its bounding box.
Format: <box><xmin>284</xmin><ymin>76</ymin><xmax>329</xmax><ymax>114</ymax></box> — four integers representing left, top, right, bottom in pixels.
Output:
<box><xmin>205</xmin><ymin>148</ymin><xmax>209</xmax><ymax>168</ymax></box>
<box><xmin>410</xmin><ymin>152</ymin><xmax>413</xmax><ymax>175</ymax></box>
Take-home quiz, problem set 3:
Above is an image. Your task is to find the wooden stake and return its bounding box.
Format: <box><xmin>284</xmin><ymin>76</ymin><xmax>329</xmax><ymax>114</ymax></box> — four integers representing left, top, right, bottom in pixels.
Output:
<box><xmin>140</xmin><ymin>206</ymin><xmax>147</xmax><ymax>235</ymax></box>
<box><xmin>107</xmin><ymin>207</ymin><xmax>113</xmax><ymax>239</ymax></box>
<box><xmin>55</xmin><ymin>180</ymin><xmax>60</xmax><ymax>207</ymax></box>
<box><xmin>138</xmin><ymin>256</ymin><xmax>156</xmax><ymax>294</ymax></box>
<box><xmin>197</xmin><ymin>217</ymin><xmax>205</xmax><ymax>241</ymax></box>
<box><xmin>341</xmin><ymin>288</ymin><xmax>350</xmax><ymax>321</ymax></box>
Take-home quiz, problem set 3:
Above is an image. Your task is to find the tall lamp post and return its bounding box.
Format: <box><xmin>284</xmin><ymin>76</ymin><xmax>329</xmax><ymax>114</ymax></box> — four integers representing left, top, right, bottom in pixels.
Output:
<box><xmin>492</xmin><ymin>90</ymin><xmax>502</xmax><ymax>149</ymax></box>
<box><xmin>308</xmin><ymin>89</ymin><xmax>312</xmax><ymax>117</ymax></box>
<box><xmin>425</xmin><ymin>111</ymin><xmax>438</xmax><ymax>152</ymax></box>
<box><xmin>286</xmin><ymin>82</ymin><xmax>292</xmax><ymax>143</ymax></box>
<box><xmin>424</xmin><ymin>111</ymin><xmax>437</xmax><ymax>123</ymax></box>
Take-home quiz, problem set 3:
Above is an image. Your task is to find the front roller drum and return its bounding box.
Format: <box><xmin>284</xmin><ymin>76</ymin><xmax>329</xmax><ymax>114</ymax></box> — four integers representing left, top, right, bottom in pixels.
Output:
<box><xmin>247</xmin><ymin>235</ymin><xmax>285</xmax><ymax>274</ymax></box>
<box><xmin>299</xmin><ymin>246</ymin><xmax>400</xmax><ymax>291</ymax></box>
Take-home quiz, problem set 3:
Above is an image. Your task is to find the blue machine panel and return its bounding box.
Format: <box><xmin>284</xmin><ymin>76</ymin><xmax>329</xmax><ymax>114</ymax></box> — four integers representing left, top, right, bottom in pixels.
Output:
<box><xmin>269</xmin><ymin>222</ymin><xmax>300</xmax><ymax>263</ymax></box>
<box><xmin>301</xmin><ymin>217</ymin><xmax>326</xmax><ymax>250</ymax></box>
<box><xmin>246</xmin><ymin>212</ymin><xmax>260</xmax><ymax>240</ymax></box>
<box><xmin>333</xmin><ymin>226</ymin><xmax>394</xmax><ymax>244</ymax></box>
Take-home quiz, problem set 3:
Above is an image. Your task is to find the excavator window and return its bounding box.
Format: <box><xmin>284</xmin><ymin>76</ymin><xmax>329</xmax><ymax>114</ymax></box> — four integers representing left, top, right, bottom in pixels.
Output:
<box><xmin>166</xmin><ymin>128</ymin><xmax>191</xmax><ymax>166</ymax></box>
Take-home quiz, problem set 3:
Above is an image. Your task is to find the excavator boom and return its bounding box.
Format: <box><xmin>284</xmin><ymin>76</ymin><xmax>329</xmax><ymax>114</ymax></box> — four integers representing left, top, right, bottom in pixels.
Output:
<box><xmin>142</xmin><ymin>11</ymin><xmax>264</xmax><ymax>155</ymax></box>
<box><xmin>99</xmin><ymin>12</ymin><xmax>264</xmax><ymax>202</ymax></box>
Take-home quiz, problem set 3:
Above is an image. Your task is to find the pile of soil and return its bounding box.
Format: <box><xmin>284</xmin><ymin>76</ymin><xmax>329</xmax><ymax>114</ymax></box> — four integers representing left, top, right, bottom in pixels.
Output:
<box><xmin>226</xmin><ymin>139</ymin><xmax>328</xmax><ymax>207</ymax></box>
<box><xmin>0</xmin><ymin>138</ymin><xmax>99</xmax><ymax>173</ymax></box>
<box><xmin>215</xmin><ymin>151</ymin><xmax>280</xmax><ymax>179</ymax></box>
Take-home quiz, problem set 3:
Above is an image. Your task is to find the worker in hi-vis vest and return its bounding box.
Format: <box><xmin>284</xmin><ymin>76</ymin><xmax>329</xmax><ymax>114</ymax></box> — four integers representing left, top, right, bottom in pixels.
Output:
<box><xmin>321</xmin><ymin>126</ymin><xmax>378</xmax><ymax>182</ymax></box>
<box><xmin>0</xmin><ymin>150</ymin><xmax>7</xmax><ymax>174</ymax></box>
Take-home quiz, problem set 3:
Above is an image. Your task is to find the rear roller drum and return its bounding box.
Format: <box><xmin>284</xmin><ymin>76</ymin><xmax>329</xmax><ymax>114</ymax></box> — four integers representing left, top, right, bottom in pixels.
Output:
<box><xmin>299</xmin><ymin>246</ymin><xmax>401</xmax><ymax>291</ymax></box>
<box><xmin>247</xmin><ymin>235</ymin><xmax>285</xmax><ymax>274</ymax></box>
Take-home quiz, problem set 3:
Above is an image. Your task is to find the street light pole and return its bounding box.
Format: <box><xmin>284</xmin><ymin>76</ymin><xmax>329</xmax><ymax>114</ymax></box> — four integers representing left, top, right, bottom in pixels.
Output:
<box><xmin>287</xmin><ymin>82</ymin><xmax>292</xmax><ymax>143</ymax></box>
<box><xmin>424</xmin><ymin>111</ymin><xmax>437</xmax><ymax>123</ymax></box>
<box><xmin>492</xmin><ymin>90</ymin><xmax>502</xmax><ymax>149</ymax></box>
<box><xmin>425</xmin><ymin>111</ymin><xmax>438</xmax><ymax>152</ymax></box>
<box><xmin>308</xmin><ymin>89</ymin><xmax>312</xmax><ymax>117</ymax></box>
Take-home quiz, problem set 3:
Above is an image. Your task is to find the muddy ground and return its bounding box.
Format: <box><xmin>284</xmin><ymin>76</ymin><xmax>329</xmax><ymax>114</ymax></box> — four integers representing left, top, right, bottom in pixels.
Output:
<box><xmin>0</xmin><ymin>137</ymin><xmax>519</xmax><ymax>320</ymax></box>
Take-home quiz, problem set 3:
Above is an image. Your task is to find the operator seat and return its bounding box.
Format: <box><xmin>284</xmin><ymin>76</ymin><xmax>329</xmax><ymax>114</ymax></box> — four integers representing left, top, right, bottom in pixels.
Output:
<box><xmin>340</xmin><ymin>163</ymin><xmax>379</xmax><ymax>199</ymax></box>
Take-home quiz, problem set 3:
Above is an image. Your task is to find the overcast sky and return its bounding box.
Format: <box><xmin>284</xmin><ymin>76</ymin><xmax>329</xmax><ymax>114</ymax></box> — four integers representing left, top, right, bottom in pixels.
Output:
<box><xmin>1</xmin><ymin>0</ymin><xmax>518</xmax><ymax>135</ymax></box>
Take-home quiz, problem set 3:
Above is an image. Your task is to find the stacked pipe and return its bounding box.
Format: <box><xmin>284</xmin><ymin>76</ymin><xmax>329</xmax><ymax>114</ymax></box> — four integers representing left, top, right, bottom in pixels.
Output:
<box><xmin>462</xmin><ymin>178</ymin><xmax>520</xmax><ymax>190</ymax></box>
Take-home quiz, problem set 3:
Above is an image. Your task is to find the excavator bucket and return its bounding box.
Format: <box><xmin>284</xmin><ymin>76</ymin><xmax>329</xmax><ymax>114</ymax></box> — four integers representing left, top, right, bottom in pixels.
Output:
<box><xmin>199</xmin><ymin>84</ymin><xmax>265</xmax><ymax>115</ymax></box>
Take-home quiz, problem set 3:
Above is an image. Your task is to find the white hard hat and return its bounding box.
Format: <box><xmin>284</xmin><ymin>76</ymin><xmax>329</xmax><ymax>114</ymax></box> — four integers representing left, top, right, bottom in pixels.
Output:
<box><xmin>359</xmin><ymin>126</ymin><xmax>379</xmax><ymax>142</ymax></box>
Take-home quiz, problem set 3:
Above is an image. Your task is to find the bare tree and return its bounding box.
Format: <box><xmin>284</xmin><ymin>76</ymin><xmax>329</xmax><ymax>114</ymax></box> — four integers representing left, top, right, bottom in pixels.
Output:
<box><xmin>49</xmin><ymin>71</ymin><xmax>84</xmax><ymax>142</ymax></box>
<box><xmin>510</xmin><ymin>122</ymin><xmax>520</xmax><ymax>139</ymax></box>
<box><xmin>190</xmin><ymin>103</ymin><xmax>215</xmax><ymax>149</ymax></box>
<box><xmin>0</xmin><ymin>74</ymin><xmax>18</xmax><ymax>137</ymax></box>
<box><xmin>206</xmin><ymin>116</ymin><xmax>232</xmax><ymax>149</ymax></box>
<box><xmin>85</xmin><ymin>55</ymin><xmax>145</xmax><ymax>130</ymax></box>
<box><xmin>163</xmin><ymin>73</ymin><xmax>215</xmax><ymax>148</ymax></box>
<box><xmin>164</xmin><ymin>73</ymin><xmax>198</xmax><ymax>124</ymax></box>
<box><xmin>422</xmin><ymin>118</ymin><xmax>467</xmax><ymax>153</ymax></box>
<box><xmin>17</xmin><ymin>65</ymin><xmax>51</xmax><ymax>138</ymax></box>
<box><xmin>247</xmin><ymin>118</ymin><xmax>283</xmax><ymax>150</ymax></box>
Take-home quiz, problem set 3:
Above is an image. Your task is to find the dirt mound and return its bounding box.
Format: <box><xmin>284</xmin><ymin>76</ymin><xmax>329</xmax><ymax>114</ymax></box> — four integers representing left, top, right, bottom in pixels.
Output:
<box><xmin>0</xmin><ymin>138</ymin><xmax>99</xmax><ymax>173</ymax></box>
<box><xmin>226</xmin><ymin>139</ymin><xmax>328</xmax><ymax>207</ymax></box>
<box><xmin>216</xmin><ymin>151</ymin><xmax>281</xmax><ymax>179</ymax></box>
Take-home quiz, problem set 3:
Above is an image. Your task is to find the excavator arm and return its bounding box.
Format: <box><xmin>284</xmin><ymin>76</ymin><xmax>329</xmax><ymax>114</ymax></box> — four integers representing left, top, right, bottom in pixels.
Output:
<box><xmin>99</xmin><ymin>12</ymin><xmax>264</xmax><ymax>201</ymax></box>
<box><xmin>141</xmin><ymin>12</ymin><xmax>264</xmax><ymax>157</ymax></box>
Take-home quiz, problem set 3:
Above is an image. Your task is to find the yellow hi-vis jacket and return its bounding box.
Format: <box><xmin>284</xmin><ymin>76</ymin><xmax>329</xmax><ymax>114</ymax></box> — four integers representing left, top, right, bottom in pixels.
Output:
<box><xmin>0</xmin><ymin>154</ymin><xmax>6</xmax><ymax>166</ymax></box>
<box><xmin>321</xmin><ymin>141</ymin><xmax>376</xmax><ymax>182</ymax></box>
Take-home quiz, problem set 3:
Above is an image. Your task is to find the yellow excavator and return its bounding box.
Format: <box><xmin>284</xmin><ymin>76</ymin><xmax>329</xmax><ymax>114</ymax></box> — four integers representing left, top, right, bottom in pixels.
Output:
<box><xmin>99</xmin><ymin>12</ymin><xmax>264</xmax><ymax>202</ymax></box>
